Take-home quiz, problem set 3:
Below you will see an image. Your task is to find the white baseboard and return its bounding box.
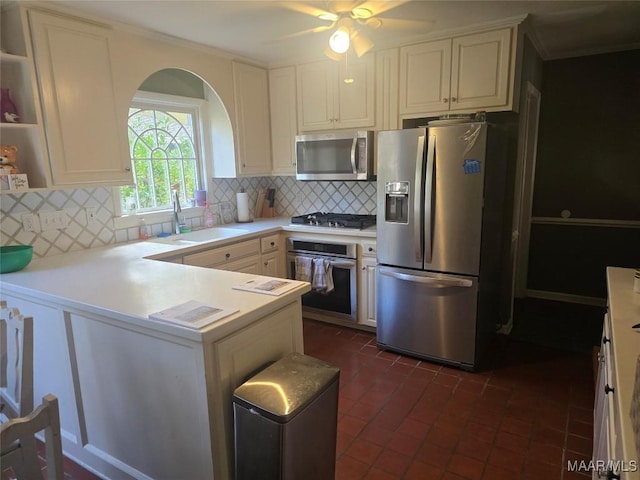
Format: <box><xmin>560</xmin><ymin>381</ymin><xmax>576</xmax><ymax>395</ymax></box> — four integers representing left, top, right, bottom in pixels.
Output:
<box><xmin>525</xmin><ymin>289</ymin><xmax>606</xmax><ymax>307</ymax></box>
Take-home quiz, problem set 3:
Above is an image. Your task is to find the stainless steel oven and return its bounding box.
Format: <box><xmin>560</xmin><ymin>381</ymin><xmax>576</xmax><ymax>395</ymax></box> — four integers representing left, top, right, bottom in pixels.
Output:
<box><xmin>286</xmin><ymin>238</ymin><xmax>358</xmax><ymax>322</ymax></box>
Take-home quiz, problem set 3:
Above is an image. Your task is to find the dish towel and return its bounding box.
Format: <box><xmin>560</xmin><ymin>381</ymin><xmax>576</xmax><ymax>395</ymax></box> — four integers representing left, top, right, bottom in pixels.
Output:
<box><xmin>312</xmin><ymin>258</ymin><xmax>334</xmax><ymax>294</ymax></box>
<box><xmin>294</xmin><ymin>256</ymin><xmax>313</xmax><ymax>282</ymax></box>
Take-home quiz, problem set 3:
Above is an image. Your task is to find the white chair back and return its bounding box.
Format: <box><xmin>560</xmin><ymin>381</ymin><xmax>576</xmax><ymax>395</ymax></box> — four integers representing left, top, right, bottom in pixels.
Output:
<box><xmin>0</xmin><ymin>301</ymin><xmax>64</xmax><ymax>479</ymax></box>
<box><xmin>0</xmin><ymin>301</ymin><xmax>34</xmax><ymax>418</ymax></box>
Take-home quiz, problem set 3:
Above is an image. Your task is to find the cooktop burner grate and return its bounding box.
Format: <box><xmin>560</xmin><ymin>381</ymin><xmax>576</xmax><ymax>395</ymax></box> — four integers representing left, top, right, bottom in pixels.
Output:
<box><xmin>291</xmin><ymin>212</ymin><xmax>376</xmax><ymax>229</ymax></box>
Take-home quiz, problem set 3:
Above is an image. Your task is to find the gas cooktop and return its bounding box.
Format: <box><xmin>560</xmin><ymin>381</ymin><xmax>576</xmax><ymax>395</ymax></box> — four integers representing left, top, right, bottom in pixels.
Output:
<box><xmin>291</xmin><ymin>212</ymin><xmax>376</xmax><ymax>229</ymax></box>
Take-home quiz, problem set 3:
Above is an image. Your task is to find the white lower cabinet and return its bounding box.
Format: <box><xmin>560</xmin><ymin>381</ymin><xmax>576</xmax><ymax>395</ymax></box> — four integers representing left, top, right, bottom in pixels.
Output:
<box><xmin>592</xmin><ymin>270</ymin><xmax>639</xmax><ymax>480</ymax></box>
<box><xmin>217</xmin><ymin>254</ymin><xmax>261</xmax><ymax>274</ymax></box>
<box><xmin>593</xmin><ymin>315</ymin><xmax>614</xmax><ymax>479</ymax></box>
<box><xmin>181</xmin><ymin>234</ymin><xmax>284</xmax><ymax>277</ymax></box>
<box><xmin>358</xmin><ymin>241</ymin><xmax>377</xmax><ymax>327</ymax></box>
<box><xmin>182</xmin><ymin>239</ymin><xmax>260</xmax><ymax>269</ymax></box>
<box><xmin>261</xmin><ymin>251</ymin><xmax>281</xmax><ymax>277</ymax></box>
<box><xmin>260</xmin><ymin>233</ymin><xmax>283</xmax><ymax>277</ymax></box>
<box><xmin>1</xmin><ymin>292</ymin><xmax>304</xmax><ymax>480</ymax></box>
<box><xmin>213</xmin><ymin>301</ymin><xmax>303</xmax><ymax>476</ymax></box>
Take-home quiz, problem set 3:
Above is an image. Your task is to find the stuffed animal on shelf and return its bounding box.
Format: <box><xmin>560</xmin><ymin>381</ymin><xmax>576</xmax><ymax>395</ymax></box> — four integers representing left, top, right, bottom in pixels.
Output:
<box><xmin>0</xmin><ymin>144</ymin><xmax>20</xmax><ymax>174</ymax></box>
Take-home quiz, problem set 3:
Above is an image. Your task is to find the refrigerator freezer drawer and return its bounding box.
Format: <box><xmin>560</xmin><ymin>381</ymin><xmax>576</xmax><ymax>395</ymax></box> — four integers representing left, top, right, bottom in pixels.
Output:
<box><xmin>376</xmin><ymin>266</ymin><xmax>478</xmax><ymax>367</ymax></box>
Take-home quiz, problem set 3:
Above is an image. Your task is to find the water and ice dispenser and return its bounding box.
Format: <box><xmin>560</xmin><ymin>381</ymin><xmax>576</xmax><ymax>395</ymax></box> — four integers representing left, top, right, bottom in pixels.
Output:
<box><xmin>384</xmin><ymin>182</ymin><xmax>409</xmax><ymax>223</ymax></box>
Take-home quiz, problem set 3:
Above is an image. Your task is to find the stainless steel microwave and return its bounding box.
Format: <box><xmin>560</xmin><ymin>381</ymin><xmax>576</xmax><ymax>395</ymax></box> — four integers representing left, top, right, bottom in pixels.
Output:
<box><xmin>295</xmin><ymin>130</ymin><xmax>374</xmax><ymax>181</ymax></box>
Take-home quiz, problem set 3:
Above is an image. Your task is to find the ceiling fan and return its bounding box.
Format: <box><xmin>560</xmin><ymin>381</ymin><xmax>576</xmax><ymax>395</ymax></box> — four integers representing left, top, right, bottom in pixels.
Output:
<box><xmin>276</xmin><ymin>1</ymin><xmax>430</xmax><ymax>60</ymax></box>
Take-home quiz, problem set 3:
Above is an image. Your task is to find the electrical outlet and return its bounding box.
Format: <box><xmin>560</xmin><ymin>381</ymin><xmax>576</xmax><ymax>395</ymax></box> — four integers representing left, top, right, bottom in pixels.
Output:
<box><xmin>85</xmin><ymin>207</ymin><xmax>98</xmax><ymax>227</ymax></box>
<box><xmin>22</xmin><ymin>213</ymin><xmax>40</xmax><ymax>232</ymax></box>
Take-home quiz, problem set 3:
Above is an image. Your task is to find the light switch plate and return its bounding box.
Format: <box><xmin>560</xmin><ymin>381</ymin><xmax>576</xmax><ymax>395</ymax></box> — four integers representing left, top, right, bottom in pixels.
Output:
<box><xmin>39</xmin><ymin>210</ymin><xmax>69</xmax><ymax>231</ymax></box>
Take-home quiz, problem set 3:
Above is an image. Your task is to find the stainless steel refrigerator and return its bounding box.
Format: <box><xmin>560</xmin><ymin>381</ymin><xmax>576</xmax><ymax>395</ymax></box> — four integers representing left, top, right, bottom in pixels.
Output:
<box><xmin>376</xmin><ymin>120</ymin><xmax>510</xmax><ymax>370</ymax></box>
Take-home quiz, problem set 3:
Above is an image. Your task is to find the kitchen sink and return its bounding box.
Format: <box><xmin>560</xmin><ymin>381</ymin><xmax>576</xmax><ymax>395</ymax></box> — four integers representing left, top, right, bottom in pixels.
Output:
<box><xmin>148</xmin><ymin>227</ymin><xmax>250</xmax><ymax>245</ymax></box>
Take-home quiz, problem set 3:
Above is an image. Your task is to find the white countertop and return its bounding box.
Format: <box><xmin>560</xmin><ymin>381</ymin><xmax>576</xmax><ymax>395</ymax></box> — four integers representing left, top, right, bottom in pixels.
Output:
<box><xmin>606</xmin><ymin>267</ymin><xmax>640</xmax><ymax>471</ymax></box>
<box><xmin>0</xmin><ymin>217</ymin><xmax>376</xmax><ymax>342</ymax></box>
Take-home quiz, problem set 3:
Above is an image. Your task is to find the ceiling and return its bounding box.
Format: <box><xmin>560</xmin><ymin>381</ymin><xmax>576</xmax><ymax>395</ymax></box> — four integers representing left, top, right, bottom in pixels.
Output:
<box><xmin>49</xmin><ymin>0</ymin><xmax>640</xmax><ymax>66</ymax></box>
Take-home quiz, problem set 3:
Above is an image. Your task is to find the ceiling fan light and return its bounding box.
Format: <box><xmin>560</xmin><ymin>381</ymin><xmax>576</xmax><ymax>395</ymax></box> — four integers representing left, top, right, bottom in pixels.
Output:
<box><xmin>353</xmin><ymin>33</ymin><xmax>374</xmax><ymax>57</ymax></box>
<box><xmin>329</xmin><ymin>27</ymin><xmax>350</xmax><ymax>53</ymax></box>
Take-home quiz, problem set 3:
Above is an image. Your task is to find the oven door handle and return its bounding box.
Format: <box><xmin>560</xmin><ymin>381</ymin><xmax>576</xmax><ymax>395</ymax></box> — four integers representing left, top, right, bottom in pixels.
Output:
<box><xmin>380</xmin><ymin>269</ymin><xmax>473</xmax><ymax>288</ymax></box>
<box><xmin>329</xmin><ymin>261</ymin><xmax>356</xmax><ymax>268</ymax></box>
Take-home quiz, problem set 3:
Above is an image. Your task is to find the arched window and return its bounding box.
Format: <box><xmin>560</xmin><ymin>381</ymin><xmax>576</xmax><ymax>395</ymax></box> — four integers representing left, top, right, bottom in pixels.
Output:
<box><xmin>120</xmin><ymin>91</ymin><xmax>204</xmax><ymax>213</ymax></box>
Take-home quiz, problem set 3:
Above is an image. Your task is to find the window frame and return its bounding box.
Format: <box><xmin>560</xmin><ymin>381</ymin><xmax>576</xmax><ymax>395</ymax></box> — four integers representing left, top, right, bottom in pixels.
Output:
<box><xmin>113</xmin><ymin>90</ymin><xmax>212</xmax><ymax>228</ymax></box>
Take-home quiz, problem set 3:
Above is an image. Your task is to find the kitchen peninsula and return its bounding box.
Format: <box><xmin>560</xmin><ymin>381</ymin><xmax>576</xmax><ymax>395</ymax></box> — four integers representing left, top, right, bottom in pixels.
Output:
<box><xmin>0</xmin><ymin>220</ymin><xmax>312</xmax><ymax>480</ymax></box>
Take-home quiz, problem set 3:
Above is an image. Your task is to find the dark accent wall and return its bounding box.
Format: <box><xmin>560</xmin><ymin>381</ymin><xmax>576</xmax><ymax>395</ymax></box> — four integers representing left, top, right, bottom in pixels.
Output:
<box><xmin>527</xmin><ymin>49</ymin><xmax>640</xmax><ymax>298</ymax></box>
<box><xmin>533</xmin><ymin>50</ymin><xmax>640</xmax><ymax>220</ymax></box>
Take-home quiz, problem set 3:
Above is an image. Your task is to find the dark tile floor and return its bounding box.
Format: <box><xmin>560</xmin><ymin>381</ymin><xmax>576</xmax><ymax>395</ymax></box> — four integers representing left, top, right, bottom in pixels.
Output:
<box><xmin>12</xmin><ymin>299</ymin><xmax>598</xmax><ymax>480</ymax></box>
<box><xmin>304</xmin><ymin>318</ymin><xmax>595</xmax><ymax>480</ymax></box>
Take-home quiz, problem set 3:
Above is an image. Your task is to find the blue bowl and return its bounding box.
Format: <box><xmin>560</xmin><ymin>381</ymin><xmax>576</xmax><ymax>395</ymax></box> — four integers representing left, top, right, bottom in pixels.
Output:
<box><xmin>0</xmin><ymin>245</ymin><xmax>34</xmax><ymax>273</ymax></box>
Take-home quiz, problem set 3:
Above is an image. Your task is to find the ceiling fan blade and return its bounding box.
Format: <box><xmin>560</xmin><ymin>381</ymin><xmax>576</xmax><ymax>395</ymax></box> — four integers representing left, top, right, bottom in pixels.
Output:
<box><xmin>265</xmin><ymin>25</ymin><xmax>334</xmax><ymax>44</ymax></box>
<box><xmin>351</xmin><ymin>32</ymin><xmax>374</xmax><ymax>57</ymax></box>
<box><xmin>372</xmin><ymin>17</ymin><xmax>434</xmax><ymax>32</ymax></box>
<box><xmin>352</xmin><ymin>0</ymin><xmax>409</xmax><ymax>18</ymax></box>
<box><xmin>276</xmin><ymin>1</ymin><xmax>338</xmax><ymax>21</ymax></box>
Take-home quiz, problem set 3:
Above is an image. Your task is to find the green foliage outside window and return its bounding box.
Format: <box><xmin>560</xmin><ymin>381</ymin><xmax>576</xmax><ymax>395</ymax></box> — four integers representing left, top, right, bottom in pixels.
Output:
<box><xmin>120</xmin><ymin>104</ymin><xmax>200</xmax><ymax>214</ymax></box>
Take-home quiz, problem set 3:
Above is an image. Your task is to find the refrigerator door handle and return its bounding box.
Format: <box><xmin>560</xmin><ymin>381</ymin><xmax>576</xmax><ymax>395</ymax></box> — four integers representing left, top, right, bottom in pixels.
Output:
<box><xmin>424</xmin><ymin>135</ymin><xmax>436</xmax><ymax>263</ymax></box>
<box><xmin>350</xmin><ymin>137</ymin><xmax>358</xmax><ymax>174</ymax></box>
<box><xmin>379</xmin><ymin>269</ymin><xmax>473</xmax><ymax>288</ymax></box>
<box><xmin>414</xmin><ymin>135</ymin><xmax>426</xmax><ymax>262</ymax></box>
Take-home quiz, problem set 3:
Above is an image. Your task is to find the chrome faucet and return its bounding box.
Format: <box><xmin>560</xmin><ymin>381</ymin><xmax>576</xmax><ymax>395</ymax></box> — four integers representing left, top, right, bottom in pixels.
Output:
<box><xmin>172</xmin><ymin>188</ymin><xmax>182</xmax><ymax>234</ymax></box>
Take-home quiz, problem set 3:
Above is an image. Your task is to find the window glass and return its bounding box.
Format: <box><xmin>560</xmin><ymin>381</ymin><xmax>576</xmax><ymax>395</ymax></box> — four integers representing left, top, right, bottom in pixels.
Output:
<box><xmin>120</xmin><ymin>95</ymin><xmax>202</xmax><ymax>214</ymax></box>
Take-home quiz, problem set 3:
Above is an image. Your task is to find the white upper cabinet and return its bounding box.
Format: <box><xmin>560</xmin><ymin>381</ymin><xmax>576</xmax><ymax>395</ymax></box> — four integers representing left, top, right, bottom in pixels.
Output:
<box><xmin>375</xmin><ymin>48</ymin><xmax>400</xmax><ymax>131</ymax></box>
<box><xmin>400</xmin><ymin>28</ymin><xmax>514</xmax><ymax>117</ymax></box>
<box><xmin>232</xmin><ymin>61</ymin><xmax>272</xmax><ymax>176</ymax></box>
<box><xmin>399</xmin><ymin>39</ymin><xmax>452</xmax><ymax>115</ymax></box>
<box><xmin>268</xmin><ymin>66</ymin><xmax>297</xmax><ymax>175</ymax></box>
<box><xmin>450</xmin><ymin>29</ymin><xmax>513</xmax><ymax>111</ymax></box>
<box><xmin>28</xmin><ymin>11</ymin><xmax>132</xmax><ymax>186</ymax></box>
<box><xmin>296</xmin><ymin>56</ymin><xmax>374</xmax><ymax>132</ymax></box>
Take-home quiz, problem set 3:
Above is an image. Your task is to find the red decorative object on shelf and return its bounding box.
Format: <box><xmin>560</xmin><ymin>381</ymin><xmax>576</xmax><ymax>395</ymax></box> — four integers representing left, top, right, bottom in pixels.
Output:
<box><xmin>1</xmin><ymin>88</ymin><xmax>20</xmax><ymax>123</ymax></box>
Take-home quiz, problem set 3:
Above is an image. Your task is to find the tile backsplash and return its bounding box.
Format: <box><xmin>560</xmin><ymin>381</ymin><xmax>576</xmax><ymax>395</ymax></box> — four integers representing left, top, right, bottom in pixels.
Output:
<box><xmin>0</xmin><ymin>177</ymin><xmax>376</xmax><ymax>258</ymax></box>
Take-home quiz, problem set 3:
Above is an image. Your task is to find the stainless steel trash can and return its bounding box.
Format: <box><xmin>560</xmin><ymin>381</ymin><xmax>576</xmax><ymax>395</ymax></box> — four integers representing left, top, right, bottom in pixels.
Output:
<box><xmin>233</xmin><ymin>352</ymin><xmax>340</xmax><ymax>480</ymax></box>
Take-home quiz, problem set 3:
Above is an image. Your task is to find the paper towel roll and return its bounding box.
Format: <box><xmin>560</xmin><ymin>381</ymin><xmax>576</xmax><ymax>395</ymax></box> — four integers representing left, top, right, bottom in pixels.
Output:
<box><xmin>236</xmin><ymin>192</ymin><xmax>251</xmax><ymax>222</ymax></box>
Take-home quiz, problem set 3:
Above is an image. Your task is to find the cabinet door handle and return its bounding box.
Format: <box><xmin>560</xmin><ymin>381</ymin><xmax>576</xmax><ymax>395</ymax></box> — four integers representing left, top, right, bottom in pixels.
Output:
<box><xmin>225</xmin><ymin>253</ymin><xmax>231</xmax><ymax>259</ymax></box>
<box><xmin>368</xmin><ymin>247</ymin><xmax>374</xmax><ymax>252</ymax></box>
<box><xmin>443</xmin><ymin>98</ymin><xmax>449</xmax><ymax>103</ymax></box>
<box><xmin>604</xmin><ymin>384</ymin><xmax>615</xmax><ymax>395</ymax></box>
<box><xmin>451</xmin><ymin>96</ymin><xmax>457</xmax><ymax>102</ymax></box>
<box><xmin>125</xmin><ymin>167</ymin><xmax>131</xmax><ymax>172</ymax></box>
<box><xmin>270</xmin><ymin>241</ymin><xmax>275</xmax><ymax>247</ymax></box>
